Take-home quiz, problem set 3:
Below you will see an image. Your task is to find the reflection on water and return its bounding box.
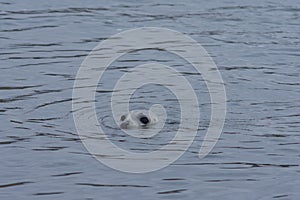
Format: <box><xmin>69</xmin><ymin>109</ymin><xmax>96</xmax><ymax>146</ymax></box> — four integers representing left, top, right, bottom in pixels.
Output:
<box><xmin>1</xmin><ymin>0</ymin><xmax>300</xmax><ymax>199</ymax></box>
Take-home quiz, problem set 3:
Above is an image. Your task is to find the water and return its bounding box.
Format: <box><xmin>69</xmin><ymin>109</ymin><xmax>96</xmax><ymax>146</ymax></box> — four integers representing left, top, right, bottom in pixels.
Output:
<box><xmin>1</xmin><ymin>0</ymin><xmax>300</xmax><ymax>199</ymax></box>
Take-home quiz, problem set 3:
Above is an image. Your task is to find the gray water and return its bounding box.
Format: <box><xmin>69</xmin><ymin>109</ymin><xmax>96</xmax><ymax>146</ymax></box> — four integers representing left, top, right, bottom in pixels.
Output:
<box><xmin>1</xmin><ymin>0</ymin><xmax>300</xmax><ymax>199</ymax></box>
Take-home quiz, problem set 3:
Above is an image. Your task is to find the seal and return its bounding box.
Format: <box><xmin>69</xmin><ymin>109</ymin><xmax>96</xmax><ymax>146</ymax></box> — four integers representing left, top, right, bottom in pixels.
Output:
<box><xmin>119</xmin><ymin>110</ymin><xmax>158</xmax><ymax>129</ymax></box>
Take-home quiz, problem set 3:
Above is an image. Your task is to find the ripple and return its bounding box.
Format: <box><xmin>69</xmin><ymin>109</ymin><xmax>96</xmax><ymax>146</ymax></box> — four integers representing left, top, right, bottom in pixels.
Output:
<box><xmin>34</xmin><ymin>98</ymin><xmax>72</xmax><ymax>109</ymax></box>
<box><xmin>0</xmin><ymin>181</ymin><xmax>32</xmax><ymax>188</ymax></box>
<box><xmin>33</xmin><ymin>192</ymin><xmax>64</xmax><ymax>196</ymax></box>
<box><xmin>1</xmin><ymin>25</ymin><xmax>58</xmax><ymax>32</ymax></box>
<box><xmin>51</xmin><ymin>172</ymin><xmax>82</xmax><ymax>177</ymax></box>
<box><xmin>204</xmin><ymin>178</ymin><xmax>257</xmax><ymax>182</ymax></box>
<box><xmin>32</xmin><ymin>146</ymin><xmax>67</xmax><ymax>151</ymax></box>
<box><xmin>273</xmin><ymin>194</ymin><xmax>289</xmax><ymax>199</ymax></box>
<box><xmin>76</xmin><ymin>183</ymin><xmax>150</xmax><ymax>188</ymax></box>
<box><xmin>175</xmin><ymin>162</ymin><xmax>299</xmax><ymax>168</ymax></box>
<box><xmin>157</xmin><ymin>189</ymin><xmax>187</xmax><ymax>194</ymax></box>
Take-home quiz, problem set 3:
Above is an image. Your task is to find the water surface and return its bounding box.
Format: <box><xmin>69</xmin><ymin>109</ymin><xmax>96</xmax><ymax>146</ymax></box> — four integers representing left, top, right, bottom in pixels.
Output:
<box><xmin>1</xmin><ymin>0</ymin><xmax>299</xmax><ymax>199</ymax></box>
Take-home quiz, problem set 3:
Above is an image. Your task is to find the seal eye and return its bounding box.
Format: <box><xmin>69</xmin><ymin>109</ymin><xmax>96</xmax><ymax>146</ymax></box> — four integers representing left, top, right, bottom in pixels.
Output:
<box><xmin>140</xmin><ymin>116</ymin><xmax>149</xmax><ymax>124</ymax></box>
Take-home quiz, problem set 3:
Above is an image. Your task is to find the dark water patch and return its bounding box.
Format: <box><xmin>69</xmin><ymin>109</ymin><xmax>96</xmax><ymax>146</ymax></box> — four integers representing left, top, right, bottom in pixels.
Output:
<box><xmin>157</xmin><ymin>189</ymin><xmax>187</xmax><ymax>194</ymax></box>
<box><xmin>272</xmin><ymin>114</ymin><xmax>300</xmax><ymax>118</ymax></box>
<box><xmin>250</xmin><ymin>101</ymin><xmax>293</xmax><ymax>106</ymax></box>
<box><xmin>0</xmin><ymin>181</ymin><xmax>32</xmax><ymax>188</ymax></box>
<box><xmin>35</xmin><ymin>132</ymin><xmax>62</xmax><ymax>137</ymax></box>
<box><xmin>162</xmin><ymin>178</ymin><xmax>185</xmax><ymax>181</ymax></box>
<box><xmin>205</xmin><ymin>178</ymin><xmax>257</xmax><ymax>182</ymax></box>
<box><xmin>175</xmin><ymin>162</ymin><xmax>299</xmax><ymax>168</ymax></box>
<box><xmin>26</xmin><ymin>117</ymin><xmax>62</xmax><ymax>123</ymax></box>
<box><xmin>0</xmin><ymin>89</ymin><xmax>62</xmax><ymax>103</ymax></box>
<box><xmin>51</xmin><ymin>172</ymin><xmax>82</xmax><ymax>177</ymax></box>
<box><xmin>112</xmin><ymin>4</ymin><xmax>143</xmax><ymax>8</ymax></box>
<box><xmin>10</xmin><ymin>120</ymin><xmax>23</xmax><ymax>124</ymax></box>
<box><xmin>15</xmin><ymin>126</ymin><xmax>30</xmax><ymax>130</ymax></box>
<box><xmin>34</xmin><ymin>98</ymin><xmax>72</xmax><ymax>109</ymax></box>
<box><xmin>7</xmin><ymin>54</ymin><xmax>87</xmax><ymax>60</ymax></box>
<box><xmin>74</xmin><ymin>37</ymin><xmax>107</xmax><ymax>44</ymax></box>
<box><xmin>30</xmin><ymin>13</ymin><xmax>96</xmax><ymax>18</ymax></box>
<box><xmin>0</xmin><ymin>85</ymin><xmax>42</xmax><ymax>90</ymax></box>
<box><xmin>32</xmin><ymin>146</ymin><xmax>67</xmax><ymax>151</ymax></box>
<box><xmin>273</xmin><ymin>194</ymin><xmax>289</xmax><ymax>199</ymax></box>
<box><xmin>223</xmin><ymin>66</ymin><xmax>274</xmax><ymax>71</ymax></box>
<box><xmin>43</xmin><ymin>73</ymin><xmax>74</xmax><ymax>80</ymax></box>
<box><xmin>239</xmin><ymin>140</ymin><xmax>261</xmax><ymax>143</ymax></box>
<box><xmin>267</xmin><ymin>7</ymin><xmax>300</xmax><ymax>12</ymax></box>
<box><xmin>12</xmin><ymin>43</ymin><xmax>62</xmax><ymax>48</ymax></box>
<box><xmin>35</xmin><ymin>131</ymin><xmax>80</xmax><ymax>142</ymax></box>
<box><xmin>76</xmin><ymin>183</ymin><xmax>150</xmax><ymax>188</ymax></box>
<box><xmin>221</xmin><ymin>146</ymin><xmax>264</xmax><ymax>150</ymax></box>
<box><xmin>1</xmin><ymin>25</ymin><xmax>58</xmax><ymax>32</ymax></box>
<box><xmin>272</xmin><ymin>81</ymin><xmax>300</xmax><ymax>86</ymax></box>
<box><xmin>33</xmin><ymin>89</ymin><xmax>64</xmax><ymax>94</ymax></box>
<box><xmin>210</xmin><ymin>37</ymin><xmax>272</xmax><ymax>45</ymax></box>
<box><xmin>96</xmin><ymin>89</ymin><xmax>115</xmax><ymax>93</ymax></box>
<box><xmin>267</xmin><ymin>153</ymin><xmax>284</xmax><ymax>157</ymax></box>
<box><xmin>5</xmin><ymin>7</ymin><xmax>109</xmax><ymax>15</ymax></box>
<box><xmin>0</xmin><ymin>2</ymin><xmax>11</xmax><ymax>5</ymax></box>
<box><xmin>55</xmin><ymin>129</ymin><xmax>78</xmax><ymax>136</ymax></box>
<box><xmin>149</xmin><ymin>3</ymin><xmax>177</xmax><ymax>7</ymax></box>
<box><xmin>0</xmin><ymin>140</ymin><xmax>16</xmax><ymax>145</ymax></box>
<box><xmin>278</xmin><ymin>142</ymin><xmax>300</xmax><ymax>146</ymax></box>
<box><xmin>33</xmin><ymin>191</ymin><xmax>64</xmax><ymax>196</ymax></box>
<box><xmin>12</xmin><ymin>61</ymin><xmax>71</xmax><ymax>68</ymax></box>
<box><xmin>209</xmin><ymin>5</ymin><xmax>269</xmax><ymax>11</ymax></box>
<box><xmin>5</xmin><ymin>136</ymin><xmax>30</xmax><ymax>143</ymax></box>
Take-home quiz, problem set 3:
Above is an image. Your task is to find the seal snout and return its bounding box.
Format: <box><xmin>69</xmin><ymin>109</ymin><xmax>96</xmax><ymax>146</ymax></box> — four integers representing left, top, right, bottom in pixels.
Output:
<box><xmin>119</xmin><ymin>110</ymin><xmax>158</xmax><ymax>129</ymax></box>
<box><xmin>139</xmin><ymin>116</ymin><xmax>149</xmax><ymax>125</ymax></box>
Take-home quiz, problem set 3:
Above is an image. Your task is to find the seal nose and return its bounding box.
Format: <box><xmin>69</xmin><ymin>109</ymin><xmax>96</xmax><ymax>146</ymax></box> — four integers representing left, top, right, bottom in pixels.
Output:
<box><xmin>140</xmin><ymin>116</ymin><xmax>149</xmax><ymax>124</ymax></box>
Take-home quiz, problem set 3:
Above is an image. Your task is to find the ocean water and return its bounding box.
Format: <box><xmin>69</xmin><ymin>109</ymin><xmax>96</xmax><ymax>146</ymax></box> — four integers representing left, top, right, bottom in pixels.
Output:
<box><xmin>0</xmin><ymin>0</ymin><xmax>299</xmax><ymax>199</ymax></box>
